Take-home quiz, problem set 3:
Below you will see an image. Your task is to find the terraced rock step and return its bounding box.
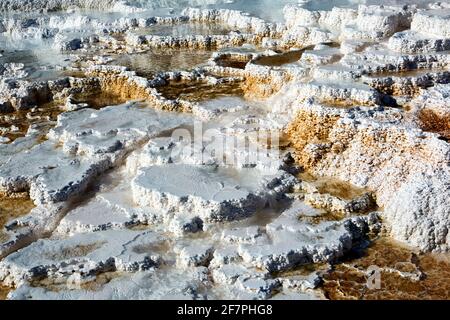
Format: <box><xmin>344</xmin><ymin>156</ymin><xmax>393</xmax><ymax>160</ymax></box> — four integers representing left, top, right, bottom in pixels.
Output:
<box><xmin>0</xmin><ymin>0</ymin><xmax>449</xmax><ymax>300</ymax></box>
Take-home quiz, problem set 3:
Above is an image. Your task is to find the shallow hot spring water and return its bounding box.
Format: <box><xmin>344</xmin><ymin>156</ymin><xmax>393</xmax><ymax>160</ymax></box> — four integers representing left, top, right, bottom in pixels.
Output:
<box><xmin>0</xmin><ymin>0</ymin><xmax>449</xmax><ymax>301</ymax></box>
<box><xmin>0</xmin><ymin>195</ymin><xmax>35</xmax><ymax>243</ymax></box>
<box><xmin>322</xmin><ymin>238</ymin><xmax>450</xmax><ymax>300</ymax></box>
<box><xmin>111</xmin><ymin>49</ymin><xmax>212</xmax><ymax>79</ymax></box>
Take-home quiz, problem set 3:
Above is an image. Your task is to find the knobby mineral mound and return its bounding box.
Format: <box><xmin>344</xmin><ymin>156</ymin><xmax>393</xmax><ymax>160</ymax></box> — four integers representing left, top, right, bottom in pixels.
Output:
<box><xmin>0</xmin><ymin>0</ymin><xmax>449</xmax><ymax>300</ymax></box>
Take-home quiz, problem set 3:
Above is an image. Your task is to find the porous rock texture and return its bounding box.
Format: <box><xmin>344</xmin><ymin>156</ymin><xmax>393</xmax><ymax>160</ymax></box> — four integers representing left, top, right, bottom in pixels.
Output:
<box><xmin>0</xmin><ymin>0</ymin><xmax>448</xmax><ymax>300</ymax></box>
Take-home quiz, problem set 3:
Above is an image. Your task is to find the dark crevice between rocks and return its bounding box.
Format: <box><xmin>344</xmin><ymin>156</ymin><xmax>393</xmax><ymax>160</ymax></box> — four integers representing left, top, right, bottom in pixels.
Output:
<box><xmin>379</xmin><ymin>94</ymin><xmax>400</xmax><ymax>108</ymax></box>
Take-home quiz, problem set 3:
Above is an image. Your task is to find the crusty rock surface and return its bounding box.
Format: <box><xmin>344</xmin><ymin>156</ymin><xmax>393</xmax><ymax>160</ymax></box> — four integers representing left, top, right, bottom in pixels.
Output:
<box><xmin>0</xmin><ymin>0</ymin><xmax>449</xmax><ymax>301</ymax></box>
<box><xmin>287</xmin><ymin>102</ymin><xmax>450</xmax><ymax>252</ymax></box>
<box><xmin>0</xmin><ymin>0</ymin><xmax>138</xmax><ymax>13</ymax></box>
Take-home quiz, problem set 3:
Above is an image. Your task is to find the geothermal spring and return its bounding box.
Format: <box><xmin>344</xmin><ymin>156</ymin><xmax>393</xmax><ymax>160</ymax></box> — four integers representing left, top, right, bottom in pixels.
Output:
<box><xmin>0</xmin><ymin>0</ymin><xmax>449</xmax><ymax>300</ymax></box>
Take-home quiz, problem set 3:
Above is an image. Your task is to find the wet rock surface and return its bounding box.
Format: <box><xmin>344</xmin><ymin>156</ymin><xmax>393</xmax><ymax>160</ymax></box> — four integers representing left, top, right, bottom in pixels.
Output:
<box><xmin>322</xmin><ymin>238</ymin><xmax>450</xmax><ymax>300</ymax></box>
<box><xmin>0</xmin><ymin>0</ymin><xmax>449</xmax><ymax>300</ymax></box>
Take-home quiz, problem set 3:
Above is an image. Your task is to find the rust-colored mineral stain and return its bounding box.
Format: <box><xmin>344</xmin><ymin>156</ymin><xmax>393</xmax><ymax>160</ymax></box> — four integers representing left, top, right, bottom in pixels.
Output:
<box><xmin>44</xmin><ymin>242</ymin><xmax>105</xmax><ymax>261</ymax></box>
<box><xmin>418</xmin><ymin>109</ymin><xmax>450</xmax><ymax>141</ymax></box>
<box><xmin>318</xmin><ymin>98</ymin><xmax>365</xmax><ymax>109</ymax></box>
<box><xmin>0</xmin><ymin>101</ymin><xmax>63</xmax><ymax>143</ymax></box>
<box><xmin>0</xmin><ymin>194</ymin><xmax>35</xmax><ymax>243</ymax></box>
<box><xmin>285</xmin><ymin>109</ymin><xmax>340</xmax><ymax>166</ymax></box>
<box><xmin>0</xmin><ymin>284</ymin><xmax>11</xmax><ymax>300</ymax></box>
<box><xmin>322</xmin><ymin>238</ymin><xmax>450</xmax><ymax>300</ymax></box>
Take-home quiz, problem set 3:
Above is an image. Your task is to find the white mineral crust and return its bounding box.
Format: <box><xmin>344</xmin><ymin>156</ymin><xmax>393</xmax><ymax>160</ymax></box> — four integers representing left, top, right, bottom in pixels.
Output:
<box><xmin>0</xmin><ymin>0</ymin><xmax>449</xmax><ymax>300</ymax></box>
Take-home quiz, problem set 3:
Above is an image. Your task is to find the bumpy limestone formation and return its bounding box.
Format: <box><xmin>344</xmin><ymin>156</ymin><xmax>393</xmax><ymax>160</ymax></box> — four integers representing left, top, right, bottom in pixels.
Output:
<box><xmin>386</xmin><ymin>9</ymin><xmax>450</xmax><ymax>53</ymax></box>
<box><xmin>132</xmin><ymin>164</ymin><xmax>295</xmax><ymax>222</ymax></box>
<box><xmin>0</xmin><ymin>0</ymin><xmax>449</xmax><ymax>301</ymax></box>
<box><xmin>364</xmin><ymin>71</ymin><xmax>450</xmax><ymax>96</ymax></box>
<box><xmin>0</xmin><ymin>104</ymin><xmax>190</xmax><ymax>261</ymax></box>
<box><xmin>411</xmin><ymin>9</ymin><xmax>450</xmax><ymax>38</ymax></box>
<box><xmin>409</xmin><ymin>84</ymin><xmax>450</xmax><ymax>139</ymax></box>
<box><xmin>238</xmin><ymin>201</ymin><xmax>378</xmax><ymax>272</ymax></box>
<box><xmin>9</xmin><ymin>268</ymin><xmax>210</xmax><ymax>300</ymax></box>
<box><xmin>282</xmin><ymin>4</ymin><xmax>414</xmax><ymax>47</ymax></box>
<box><xmin>287</xmin><ymin>102</ymin><xmax>450</xmax><ymax>252</ymax></box>
<box><xmin>0</xmin><ymin>229</ymin><xmax>164</xmax><ymax>286</ymax></box>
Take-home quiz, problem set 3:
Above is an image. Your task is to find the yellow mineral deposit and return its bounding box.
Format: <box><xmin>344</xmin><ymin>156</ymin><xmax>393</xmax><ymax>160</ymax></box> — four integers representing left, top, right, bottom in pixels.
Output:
<box><xmin>0</xmin><ymin>194</ymin><xmax>35</xmax><ymax>243</ymax></box>
<box><xmin>0</xmin><ymin>0</ymin><xmax>448</xmax><ymax>301</ymax></box>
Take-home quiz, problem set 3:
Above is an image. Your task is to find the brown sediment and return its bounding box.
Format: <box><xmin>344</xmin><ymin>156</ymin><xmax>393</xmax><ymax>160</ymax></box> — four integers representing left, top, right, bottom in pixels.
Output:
<box><xmin>0</xmin><ymin>283</ymin><xmax>11</xmax><ymax>300</ymax></box>
<box><xmin>79</xmin><ymin>272</ymin><xmax>122</xmax><ymax>291</ymax></box>
<box><xmin>62</xmin><ymin>70</ymin><xmax>87</xmax><ymax>78</ymax></box>
<box><xmin>318</xmin><ymin>98</ymin><xmax>364</xmax><ymax>109</ymax></box>
<box><xmin>299</xmin><ymin>173</ymin><xmax>369</xmax><ymax>200</ymax></box>
<box><xmin>242</xmin><ymin>73</ymin><xmax>293</xmax><ymax>99</ymax></box>
<box><xmin>250</xmin><ymin>129</ymin><xmax>291</xmax><ymax>151</ymax></box>
<box><xmin>91</xmin><ymin>73</ymin><xmax>152</xmax><ymax>102</ymax></box>
<box><xmin>44</xmin><ymin>242</ymin><xmax>106</xmax><ymax>261</ymax></box>
<box><xmin>417</xmin><ymin>109</ymin><xmax>450</xmax><ymax>140</ymax></box>
<box><xmin>0</xmin><ymin>194</ymin><xmax>35</xmax><ymax>243</ymax></box>
<box><xmin>275</xmin><ymin>263</ymin><xmax>330</xmax><ymax>278</ymax></box>
<box><xmin>299</xmin><ymin>211</ymin><xmax>346</xmax><ymax>224</ymax></box>
<box><xmin>322</xmin><ymin>238</ymin><xmax>450</xmax><ymax>300</ymax></box>
<box><xmin>285</xmin><ymin>109</ymin><xmax>340</xmax><ymax>167</ymax></box>
<box><xmin>127</xmin><ymin>222</ymin><xmax>153</xmax><ymax>231</ymax></box>
<box><xmin>368</xmin><ymin>82</ymin><xmax>423</xmax><ymax>97</ymax></box>
<box><xmin>30</xmin><ymin>271</ymin><xmax>122</xmax><ymax>292</ymax></box>
<box><xmin>157</xmin><ymin>80</ymin><xmax>244</xmax><ymax>102</ymax></box>
<box><xmin>0</xmin><ymin>100</ymin><xmax>63</xmax><ymax>143</ymax></box>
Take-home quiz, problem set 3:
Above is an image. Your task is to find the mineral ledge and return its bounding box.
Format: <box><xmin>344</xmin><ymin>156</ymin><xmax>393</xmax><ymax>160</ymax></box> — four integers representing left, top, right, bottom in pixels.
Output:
<box><xmin>0</xmin><ymin>0</ymin><xmax>449</xmax><ymax>300</ymax></box>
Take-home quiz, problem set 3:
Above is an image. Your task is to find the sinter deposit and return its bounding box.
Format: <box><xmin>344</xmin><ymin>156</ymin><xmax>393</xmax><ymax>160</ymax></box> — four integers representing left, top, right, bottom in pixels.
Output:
<box><xmin>0</xmin><ymin>0</ymin><xmax>449</xmax><ymax>300</ymax></box>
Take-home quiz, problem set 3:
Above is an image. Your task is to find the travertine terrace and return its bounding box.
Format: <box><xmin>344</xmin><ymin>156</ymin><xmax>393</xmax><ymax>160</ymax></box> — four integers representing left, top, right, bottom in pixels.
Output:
<box><xmin>0</xmin><ymin>0</ymin><xmax>449</xmax><ymax>300</ymax></box>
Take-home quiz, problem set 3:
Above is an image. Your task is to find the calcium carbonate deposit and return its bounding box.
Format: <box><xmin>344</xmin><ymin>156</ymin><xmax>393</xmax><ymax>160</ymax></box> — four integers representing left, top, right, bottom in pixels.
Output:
<box><xmin>0</xmin><ymin>0</ymin><xmax>449</xmax><ymax>300</ymax></box>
